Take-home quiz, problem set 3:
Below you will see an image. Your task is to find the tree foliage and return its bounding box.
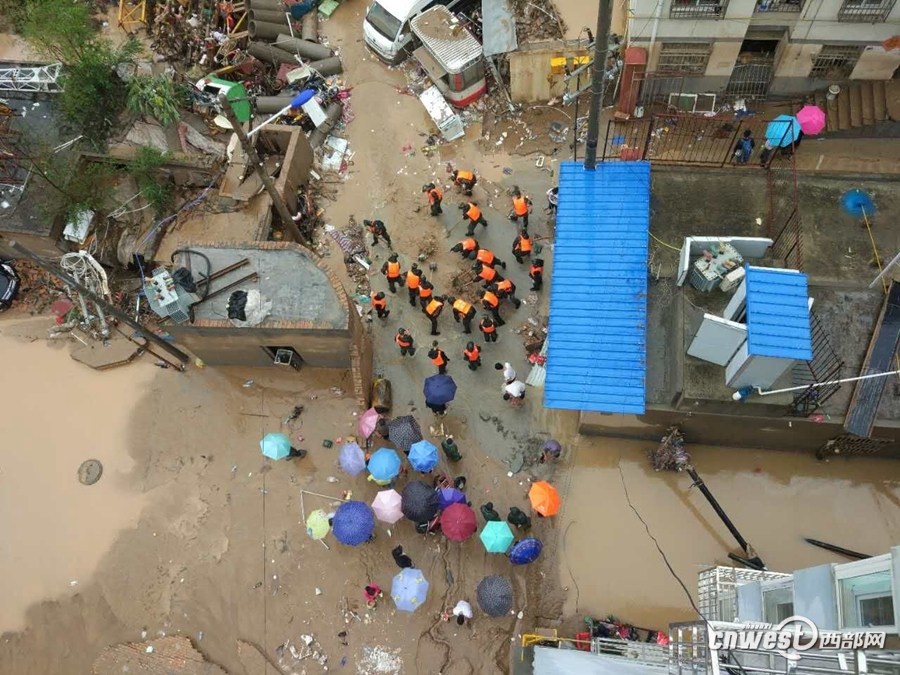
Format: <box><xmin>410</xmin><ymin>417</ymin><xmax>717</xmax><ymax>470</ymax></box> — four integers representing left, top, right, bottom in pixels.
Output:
<box><xmin>127</xmin><ymin>75</ymin><xmax>181</xmax><ymax>126</ymax></box>
<box><xmin>129</xmin><ymin>147</ymin><xmax>174</xmax><ymax>218</ymax></box>
<box><xmin>22</xmin><ymin>0</ymin><xmax>95</xmax><ymax>64</ymax></box>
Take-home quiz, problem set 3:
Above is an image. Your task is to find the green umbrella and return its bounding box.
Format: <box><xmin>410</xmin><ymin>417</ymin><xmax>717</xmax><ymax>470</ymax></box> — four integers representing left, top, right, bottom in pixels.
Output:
<box><xmin>479</xmin><ymin>521</ymin><xmax>515</xmax><ymax>554</ymax></box>
<box><xmin>306</xmin><ymin>509</ymin><xmax>330</xmax><ymax>540</ymax></box>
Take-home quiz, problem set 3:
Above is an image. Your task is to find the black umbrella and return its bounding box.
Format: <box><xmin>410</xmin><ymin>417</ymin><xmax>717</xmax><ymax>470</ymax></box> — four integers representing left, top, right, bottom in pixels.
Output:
<box><xmin>401</xmin><ymin>481</ymin><xmax>439</xmax><ymax>522</ymax></box>
<box><xmin>388</xmin><ymin>416</ymin><xmax>423</xmax><ymax>453</ymax></box>
<box><xmin>476</xmin><ymin>575</ymin><xmax>514</xmax><ymax>617</ymax></box>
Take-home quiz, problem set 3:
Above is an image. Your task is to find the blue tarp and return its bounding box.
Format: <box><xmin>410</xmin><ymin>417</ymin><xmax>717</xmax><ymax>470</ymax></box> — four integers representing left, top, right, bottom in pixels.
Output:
<box><xmin>544</xmin><ymin>161</ymin><xmax>650</xmax><ymax>414</ymax></box>
<box><xmin>744</xmin><ymin>265</ymin><xmax>812</xmax><ymax>360</ymax></box>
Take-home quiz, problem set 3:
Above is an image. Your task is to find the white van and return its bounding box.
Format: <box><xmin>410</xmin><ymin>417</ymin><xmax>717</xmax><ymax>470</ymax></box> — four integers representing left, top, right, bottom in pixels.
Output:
<box><xmin>363</xmin><ymin>0</ymin><xmax>477</xmax><ymax>65</ymax></box>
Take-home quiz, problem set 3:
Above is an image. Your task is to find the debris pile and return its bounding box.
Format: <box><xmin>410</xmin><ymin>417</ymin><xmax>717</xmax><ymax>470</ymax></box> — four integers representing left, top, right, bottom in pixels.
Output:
<box><xmin>648</xmin><ymin>427</ymin><xmax>691</xmax><ymax>472</ymax></box>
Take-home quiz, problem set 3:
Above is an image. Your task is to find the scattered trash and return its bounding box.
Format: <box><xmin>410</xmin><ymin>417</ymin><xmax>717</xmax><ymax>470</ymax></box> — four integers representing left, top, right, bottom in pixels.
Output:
<box><xmin>243</xmin><ymin>380</ymin><xmax>255</xmax><ymax>387</ymax></box>
<box><xmin>69</xmin><ymin>580</ymin><xmax>79</xmax><ymax>587</ymax></box>
<box><xmin>145</xmin><ymin>646</ymin><xmax>154</xmax><ymax>654</ymax></box>
<box><xmin>315</xmin><ymin>587</ymin><xmax>323</xmax><ymax>596</ymax></box>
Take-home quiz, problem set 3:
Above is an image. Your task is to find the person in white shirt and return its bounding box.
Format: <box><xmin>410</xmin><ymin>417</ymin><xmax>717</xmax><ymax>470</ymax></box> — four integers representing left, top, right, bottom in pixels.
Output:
<box><xmin>494</xmin><ymin>361</ymin><xmax>516</xmax><ymax>384</ymax></box>
<box><xmin>546</xmin><ymin>186</ymin><xmax>558</xmax><ymax>213</ymax></box>
<box><xmin>503</xmin><ymin>380</ymin><xmax>527</xmax><ymax>401</ymax></box>
<box><xmin>452</xmin><ymin>599</ymin><xmax>473</xmax><ymax>626</ymax></box>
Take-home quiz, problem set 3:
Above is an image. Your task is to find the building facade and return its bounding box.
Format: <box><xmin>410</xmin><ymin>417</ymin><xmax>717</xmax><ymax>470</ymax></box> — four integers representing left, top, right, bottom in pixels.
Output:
<box><xmin>626</xmin><ymin>0</ymin><xmax>900</xmax><ymax>97</ymax></box>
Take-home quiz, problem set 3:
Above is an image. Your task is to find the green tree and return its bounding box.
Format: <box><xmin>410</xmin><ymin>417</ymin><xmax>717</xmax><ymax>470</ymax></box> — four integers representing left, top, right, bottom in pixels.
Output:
<box><xmin>22</xmin><ymin>0</ymin><xmax>95</xmax><ymax>64</ymax></box>
<box><xmin>127</xmin><ymin>74</ymin><xmax>181</xmax><ymax>126</ymax></box>
<box><xmin>129</xmin><ymin>147</ymin><xmax>174</xmax><ymax>218</ymax></box>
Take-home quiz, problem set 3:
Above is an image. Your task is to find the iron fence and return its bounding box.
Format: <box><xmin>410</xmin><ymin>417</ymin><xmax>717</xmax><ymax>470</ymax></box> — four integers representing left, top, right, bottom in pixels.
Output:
<box><xmin>790</xmin><ymin>310</ymin><xmax>844</xmax><ymax>416</ymax></box>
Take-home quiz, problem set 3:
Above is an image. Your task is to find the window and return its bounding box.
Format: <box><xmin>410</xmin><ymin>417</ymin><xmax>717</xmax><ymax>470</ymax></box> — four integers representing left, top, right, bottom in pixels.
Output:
<box><xmin>670</xmin><ymin>0</ymin><xmax>729</xmax><ymax>17</ymax></box>
<box><xmin>838</xmin><ymin>567</ymin><xmax>895</xmax><ymax>628</ymax></box>
<box><xmin>755</xmin><ymin>0</ymin><xmax>803</xmax><ymax>12</ymax></box>
<box><xmin>809</xmin><ymin>45</ymin><xmax>863</xmax><ymax>79</ymax></box>
<box><xmin>838</xmin><ymin>0</ymin><xmax>896</xmax><ymax>21</ymax></box>
<box><xmin>763</xmin><ymin>585</ymin><xmax>794</xmax><ymax>623</ymax></box>
<box><xmin>657</xmin><ymin>43</ymin><xmax>712</xmax><ymax>75</ymax></box>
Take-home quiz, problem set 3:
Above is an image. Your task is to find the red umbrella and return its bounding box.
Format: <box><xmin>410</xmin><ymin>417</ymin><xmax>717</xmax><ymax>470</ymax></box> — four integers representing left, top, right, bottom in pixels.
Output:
<box><xmin>440</xmin><ymin>503</ymin><xmax>477</xmax><ymax>542</ymax></box>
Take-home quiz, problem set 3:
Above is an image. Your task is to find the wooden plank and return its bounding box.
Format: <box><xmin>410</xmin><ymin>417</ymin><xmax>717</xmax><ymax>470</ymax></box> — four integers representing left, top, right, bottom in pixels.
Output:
<box><xmin>848</xmin><ymin>84</ymin><xmax>863</xmax><ymax>127</ymax></box>
<box><xmin>860</xmin><ymin>81</ymin><xmax>875</xmax><ymax>126</ymax></box>
<box><xmin>836</xmin><ymin>86</ymin><xmax>851</xmax><ymax>130</ymax></box>
<box><xmin>873</xmin><ymin>80</ymin><xmax>887</xmax><ymax>121</ymax></box>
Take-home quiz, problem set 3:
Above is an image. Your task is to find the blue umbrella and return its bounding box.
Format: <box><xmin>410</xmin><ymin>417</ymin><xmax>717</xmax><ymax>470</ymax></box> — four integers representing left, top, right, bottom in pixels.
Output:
<box><xmin>391</xmin><ymin>567</ymin><xmax>430</xmax><ymax>612</ymax></box>
<box><xmin>423</xmin><ymin>374</ymin><xmax>457</xmax><ymax>406</ymax></box>
<box><xmin>332</xmin><ymin>501</ymin><xmax>375</xmax><ymax>546</ymax></box>
<box><xmin>841</xmin><ymin>188</ymin><xmax>876</xmax><ymax>218</ymax></box>
<box><xmin>437</xmin><ymin>487</ymin><xmax>466</xmax><ymax>510</ymax></box>
<box><xmin>368</xmin><ymin>448</ymin><xmax>402</xmax><ymax>482</ymax></box>
<box><xmin>260</xmin><ymin>432</ymin><xmax>292</xmax><ymax>460</ymax></box>
<box><xmin>408</xmin><ymin>440</ymin><xmax>439</xmax><ymax>472</ymax></box>
<box><xmin>765</xmin><ymin>114</ymin><xmax>800</xmax><ymax>148</ymax></box>
<box><xmin>509</xmin><ymin>537</ymin><xmax>543</xmax><ymax>565</ymax></box>
<box><xmin>338</xmin><ymin>441</ymin><xmax>366</xmax><ymax>476</ymax></box>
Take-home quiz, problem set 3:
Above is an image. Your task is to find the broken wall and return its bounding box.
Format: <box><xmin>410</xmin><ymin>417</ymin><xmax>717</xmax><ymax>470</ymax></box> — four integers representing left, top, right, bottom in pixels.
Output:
<box><xmin>508</xmin><ymin>40</ymin><xmax>590</xmax><ymax>103</ymax></box>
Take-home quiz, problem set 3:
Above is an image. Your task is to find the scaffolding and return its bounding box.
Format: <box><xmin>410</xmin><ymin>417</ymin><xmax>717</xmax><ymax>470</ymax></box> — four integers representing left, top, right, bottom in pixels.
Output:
<box><xmin>118</xmin><ymin>0</ymin><xmax>148</xmax><ymax>33</ymax></box>
<box><xmin>0</xmin><ymin>63</ymin><xmax>62</xmax><ymax>94</ymax></box>
<box><xmin>697</xmin><ymin>566</ymin><xmax>791</xmax><ymax>622</ymax></box>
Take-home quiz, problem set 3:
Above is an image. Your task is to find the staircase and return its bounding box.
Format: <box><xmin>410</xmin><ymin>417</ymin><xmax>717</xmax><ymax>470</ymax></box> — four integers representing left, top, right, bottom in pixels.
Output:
<box><xmin>815</xmin><ymin>79</ymin><xmax>900</xmax><ymax>133</ymax></box>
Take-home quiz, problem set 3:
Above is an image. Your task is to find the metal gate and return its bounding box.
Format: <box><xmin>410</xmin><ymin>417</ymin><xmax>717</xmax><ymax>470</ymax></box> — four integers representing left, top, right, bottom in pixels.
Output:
<box><xmin>790</xmin><ymin>309</ymin><xmax>844</xmax><ymax>416</ymax></box>
<box><xmin>725</xmin><ymin>59</ymin><xmax>774</xmax><ymax>100</ymax></box>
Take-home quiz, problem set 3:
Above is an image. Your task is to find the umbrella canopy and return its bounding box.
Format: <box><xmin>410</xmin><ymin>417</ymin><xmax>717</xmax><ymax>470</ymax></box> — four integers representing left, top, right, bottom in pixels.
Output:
<box><xmin>401</xmin><ymin>480</ymin><xmax>440</xmax><ymax>522</ymax></box>
<box><xmin>358</xmin><ymin>407</ymin><xmax>380</xmax><ymax>439</ymax></box>
<box><xmin>765</xmin><ymin>114</ymin><xmax>801</xmax><ymax>147</ymax></box>
<box><xmin>476</xmin><ymin>575</ymin><xmax>514</xmax><ymax>617</ymax></box>
<box><xmin>260</xmin><ymin>432</ymin><xmax>292</xmax><ymax>460</ymax></box>
<box><xmin>338</xmin><ymin>441</ymin><xmax>366</xmax><ymax>476</ymax></box>
<box><xmin>423</xmin><ymin>374</ymin><xmax>457</xmax><ymax>406</ymax></box>
<box><xmin>509</xmin><ymin>537</ymin><xmax>543</xmax><ymax>565</ymax></box>
<box><xmin>479</xmin><ymin>521</ymin><xmax>515</xmax><ymax>554</ymax></box>
<box><xmin>368</xmin><ymin>448</ymin><xmax>402</xmax><ymax>482</ymax></box>
<box><xmin>529</xmin><ymin>481</ymin><xmax>561</xmax><ymax>517</ymax></box>
<box><xmin>437</xmin><ymin>487</ymin><xmax>466</xmax><ymax>510</ymax></box>
<box><xmin>387</xmin><ymin>416</ymin><xmax>423</xmax><ymax>453</ymax></box>
<box><xmin>841</xmin><ymin>188</ymin><xmax>876</xmax><ymax>218</ymax></box>
<box><xmin>391</xmin><ymin>567</ymin><xmax>430</xmax><ymax>612</ymax></box>
<box><xmin>795</xmin><ymin>105</ymin><xmax>826</xmax><ymax>135</ymax></box>
<box><xmin>408</xmin><ymin>440</ymin><xmax>439</xmax><ymax>472</ymax></box>
<box><xmin>305</xmin><ymin>509</ymin><xmax>330</xmax><ymax>540</ymax></box>
<box><xmin>371</xmin><ymin>489</ymin><xmax>404</xmax><ymax>524</ymax></box>
<box><xmin>440</xmin><ymin>503</ymin><xmax>477</xmax><ymax>542</ymax></box>
<box><xmin>332</xmin><ymin>501</ymin><xmax>375</xmax><ymax>546</ymax></box>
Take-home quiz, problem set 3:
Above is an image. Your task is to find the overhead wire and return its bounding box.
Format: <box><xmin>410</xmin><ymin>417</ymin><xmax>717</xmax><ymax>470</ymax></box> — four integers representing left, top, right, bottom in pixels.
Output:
<box><xmin>650</xmin><ymin>232</ymin><xmax>681</xmax><ymax>252</ymax></box>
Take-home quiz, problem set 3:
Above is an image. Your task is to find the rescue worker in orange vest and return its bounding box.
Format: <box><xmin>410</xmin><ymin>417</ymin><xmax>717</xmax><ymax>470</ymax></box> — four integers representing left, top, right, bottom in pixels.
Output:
<box><xmin>479</xmin><ymin>315</ymin><xmax>498</xmax><ymax>343</ymax></box>
<box><xmin>363</xmin><ymin>218</ymin><xmax>393</xmax><ymax>248</ymax></box>
<box><xmin>509</xmin><ymin>189</ymin><xmax>532</xmax><ymax>229</ymax></box>
<box><xmin>512</xmin><ymin>230</ymin><xmax>533</xmax><ymax>264</ymax></box>
<box><xmin>529</xmin><ymin>257</ymin><xmax>544</xmax><ymax>291</ymax></box>
<box><xmin>459</xmin><ymin>201</ymin><xmax>488</xmax><ymax>236</ymax></box>
<box><xmin>450</xmin><ymin>237</ymin><xmax>480</xmax><ymax>260</ymax></box>
<box><xmin>475</xmin><ymin>247</ymin><xmax>506</xmax><ymax>269</ymax></box>
<box><xmin>473</xmin><ymin>262</ymin><xmax>501</xmax><ymax>287</ymax></box>
<box><xmin>371</xmin><ymin>291</ymin><xmax>390</xmax><ymax>319</ymax></box>
<box><xmin>380</xmin><ymin>253</ymin><xmax>404</xmax><ymax>293</ymax></box>
<box><xmin>395</xmin><ymin>327</ymin><xmax>416</xmax><ymax>356</ymax></box>
<box><xmin>491</xmin><ymin>278</ymin><xmax>522</xmax><ymax>309</ymax></box>
<box><xmin>428</xmin><ymin>341</ymin><xmax>449</xmax><ymax>374</ymax></box>
<box><xmin>451</xmin><ymin>169</ymin><xmax>477</xmax><ymax>195</ymax></box>
<box><xmin>482</xmin><ymin>289</ymin><xmax>505</xmax><ymax>326</ymax></box>
<box><xmin>418</xmin><ymin>276</ymin><xmax>434</xmax><ymax>310</ymax></box>
<box><xmin>463</xmin><ymin>341</ymin><xmax>482</xmax><ymax>371</ymax></box>
<box><xmin>422</xmin><ymin>183</ymin><xmax>443</xmax><ymax>216</ymax></box>
<box><xmin>405</xmin><ymin>263</ymin><xmax>423</xmax><ymax>307</ymax></box>
<box><xmin>447</xmin><ymin>296</ymin><xmax>477</xmax><ymax>334</ymax></box>
<box><xmin>423</xmin><ymin>295</ymin><xmax>444</xmax><ymax>336</ymax></box>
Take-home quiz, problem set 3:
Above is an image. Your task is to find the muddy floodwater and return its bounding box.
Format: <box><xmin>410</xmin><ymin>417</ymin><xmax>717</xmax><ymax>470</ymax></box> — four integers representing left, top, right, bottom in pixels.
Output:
<box><xmin>556</xmin><ymin>436</ymin><xmax>900</xmax><ymax>629</ymax></box>
<box><xmin>0</xmin><ymin>321</ymin><xmax>152</xmax><ymax>633</ymax></box>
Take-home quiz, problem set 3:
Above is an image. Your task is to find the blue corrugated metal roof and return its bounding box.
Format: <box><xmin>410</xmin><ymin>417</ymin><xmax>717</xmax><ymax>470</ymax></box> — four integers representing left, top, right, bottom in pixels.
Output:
<box><xmin>744</xmin><ymin>265</ymin><xmax>812</xmax><ymax>360</ymax></box>
<box><xmin>544</xmin><ymin>161</ymin><xmax>650</xmax><ymax>414</ymax></box>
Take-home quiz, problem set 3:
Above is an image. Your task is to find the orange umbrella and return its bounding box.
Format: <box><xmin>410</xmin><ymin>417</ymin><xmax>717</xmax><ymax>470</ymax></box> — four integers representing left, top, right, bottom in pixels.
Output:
<box><xmin>528</xmin><ymin>481</ymin><xmax>561</xmax><ymax>516</ymax></box>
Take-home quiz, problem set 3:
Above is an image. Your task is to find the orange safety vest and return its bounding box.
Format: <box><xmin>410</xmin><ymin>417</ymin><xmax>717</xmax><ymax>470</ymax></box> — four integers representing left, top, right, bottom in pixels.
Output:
<box><xmin>431</xmin><ymin>350</ymin><xmax>447</xmax><ymax>367</ymax></box>
<box><xmin>425</xmin><ymin>299</ymin><xmax>443</xmax><ymax>317</ymax></box>
<box><xmin>496</xmin><ymin>279</ymin><xmax>513</xmax><ymax>294</ymax></box>
<box><xmin>456</xmin><ymin>170</ymin><xmax>474</xmax><ymax>183</ymax></box>
<box><xmin>452</xmin><ymin>299</ymin><xmax>472</xmax><ymax>315</ymax></box>
<box><xmin>427</xmin><ymin>187</ymin><xmax>443</xmax><ymax>204</ymax></box>
<box><xmin>419</xmin><ymin>284</ymin><xmax>433</xmax><ymax>299</ymax></box>
<box><xmin>406</xmin><ymin>270</ymin><xmax>421</xmax><ymax>289</ymax></box>
<box><xmin>478</xmin><ymin>266</ymin><xmax>498</xmax><ymax>283</ymax></box>
<box><xmin>517</xmin><ymin>236</ymin><xmax>533</xmax><ymax>253</ymax></box>
<box><xmin>372</xmin><ymin>296</ymin><xmax>387</xmax><ymax>310</ymax></box>
<box><xmin>513</xmin><ymin>196</ymin><xmax>529</xmax><ymax>216</ymax></box>
<box><xmin>476</xmin><ymin>249</ymin><xmax>495</xmax><ymax>266</ymax></box>
<box><xmin>460</xmin><ymin>238</ymin><xmax>477</xmax><ymax>252</ymax></box>
<box><xmin>529</xmin><ymin>263</ymin><xmax>543</xmax><ymax>276</ymax></box>
<box><xmin>396</xmin><ymin>332</ymin><xmax>412</xmax><ymax>347</ymax></box>
<box><xmin>464</xmin><ymin>345</ymin><xmax>481</xmax><ymax>362</ymax></box>
<box><xmin>480</xmin><ymin>320</ymin><xmax>496</xmax><ymax>334</ymax></box>
<box><xmin>483</xmin><ymin>291</ymin><xmax>499</xmax><ymax>308</ymax></box>
<box><xmin>465</xmin><ymin>203</ymin><xmax>481</xmax><ymax>221</ymax></box>
<box><xmin>386</xmin><ymin>261</ymin><xmax>400</xmax><ymax>278</ymax></box>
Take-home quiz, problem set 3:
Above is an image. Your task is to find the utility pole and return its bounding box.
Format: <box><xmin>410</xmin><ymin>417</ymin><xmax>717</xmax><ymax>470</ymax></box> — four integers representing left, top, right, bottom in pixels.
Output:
<box><xmin>583</xmin><ymin>0</ymin><xmax>614</xmax><ymax>170</ymax></box>
<box><xmin>7</xmin><ymin>240</ymin><xmax>190</xmax><ymax>365</ymax></box>
<box><xmin>217</xmin><ymin>93</ymin><xmax>304</xmax><ymax>244</ymax></box>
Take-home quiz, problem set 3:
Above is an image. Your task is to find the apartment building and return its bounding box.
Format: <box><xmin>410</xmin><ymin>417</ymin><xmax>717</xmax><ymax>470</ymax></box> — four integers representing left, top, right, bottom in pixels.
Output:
<box><xmin>625</xmin><ymin>0</ymin><xmax>900</xmax><ymax>97</ymax></box>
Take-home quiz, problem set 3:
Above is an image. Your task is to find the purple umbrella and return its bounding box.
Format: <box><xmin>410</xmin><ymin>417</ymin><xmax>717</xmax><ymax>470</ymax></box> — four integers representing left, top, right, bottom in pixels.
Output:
<box><xmin>437</xmin><ymin>487</ymin><xmax>466</xmax><ymax>510</ymax></box>
<box><xmin>338</xmin><ymin>441</ymin><xmax>366</xmax><ymax>476</ymax></box>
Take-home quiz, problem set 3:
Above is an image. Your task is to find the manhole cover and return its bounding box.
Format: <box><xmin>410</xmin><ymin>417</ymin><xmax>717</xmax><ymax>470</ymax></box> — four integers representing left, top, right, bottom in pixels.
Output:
<box><xmin>78</xmin><ymin>460</ymin><xmax>103</xmax><ymax>485</ymax></box>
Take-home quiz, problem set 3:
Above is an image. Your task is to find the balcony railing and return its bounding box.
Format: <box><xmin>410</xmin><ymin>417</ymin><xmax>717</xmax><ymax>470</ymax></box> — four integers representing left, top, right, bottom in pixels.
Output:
<box><xmin>837</xmin><ymin>0</ymin><xmax>896</xmax><ymax>21</ymax></box>
<box><xmin>755</xmin><ymin>0</ymin><xmax>803</xmax><ymax>12</ymax></box>
<box><xmin>670</xmin><ymin>0</ymin><xmax>728</xmax><ymax>18</ymax></box>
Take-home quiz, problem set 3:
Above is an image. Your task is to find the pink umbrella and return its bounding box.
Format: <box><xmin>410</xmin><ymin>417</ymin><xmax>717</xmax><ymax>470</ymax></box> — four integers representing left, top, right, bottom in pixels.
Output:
<box><xmin>795</xmin><ymin>105</ymin><xmax>826</xmax><ymax>135</ymax></box>
<box><xmin>371</xmin><ymin>489</ymin><xmax>403</xmax><ymax>524</ymax></box>
<box><xmin>358</xmin><ymin>407</ymin><xmax>380</xmax><ymax>439</ymax></box>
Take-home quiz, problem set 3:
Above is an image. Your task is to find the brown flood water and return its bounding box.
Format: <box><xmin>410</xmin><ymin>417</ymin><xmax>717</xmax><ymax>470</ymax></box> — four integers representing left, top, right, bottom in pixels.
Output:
<box><xmin>556</xmin><ymin>436</ymin><xmax>900</xmax><ymax>629</ymax></box>
<box><xmin>0</xmin><ymin>321</ymin><xmax>152</xmax><ymax>633</ymax></box>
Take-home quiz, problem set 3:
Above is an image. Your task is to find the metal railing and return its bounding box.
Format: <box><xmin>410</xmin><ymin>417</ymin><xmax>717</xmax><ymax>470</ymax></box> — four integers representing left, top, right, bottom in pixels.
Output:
<box><xmin>790</xmin><ymin>310</ymin><xmax>844</xmax><ymax>417</ymax></box>
<box><xmin>754</xmin><ymin>0</ymin><xmax>804</xmax><ymax>11</ymax></box>
<box><xmin>670</xmin><ymin>0</ymin><xmax>729</xmax><ymax>18</ymax></box>
<box><xmin>837</xmin><ymin>0</ymin><xmax>897</xmax><ymax>21</ymax></box>
<box><xmin>0</xmin><ymin>63</ymin><xmax>62</xmax><ymax>94</ymax></box>
<box><xmin>697</xmin><ymin>567</ymin><xmax>791</xmax><ymax>622</ymax></box>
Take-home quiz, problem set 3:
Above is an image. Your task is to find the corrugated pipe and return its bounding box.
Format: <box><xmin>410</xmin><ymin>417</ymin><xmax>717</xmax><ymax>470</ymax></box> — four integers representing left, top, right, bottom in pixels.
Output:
<box><xmin>247</xmin><ymin>41</ymin><xmax>299</xmax><ymax>65</ymax></box>
<box><xmin>249</xmin><ymin>19</ymin><xmax>291</xmax><ymax>40</ymax></box>
<box><xmin>274</xmin><ymin>34</ymin><xmax>332</xmax><ymax>60</ymax></box>
<box><xmin>307</xmin><ymin>56</ymin><xmax>343</xmax><ymax>77</ymax></box>
<box><xmin>308</xmin><ymin>102</ymin><xmax>343</xmax><ymax>148</ymax></box>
